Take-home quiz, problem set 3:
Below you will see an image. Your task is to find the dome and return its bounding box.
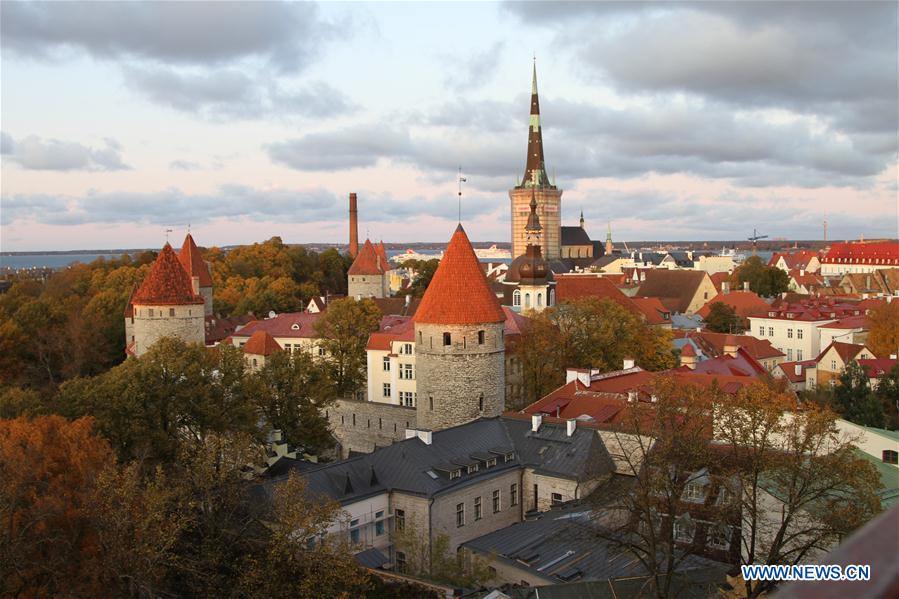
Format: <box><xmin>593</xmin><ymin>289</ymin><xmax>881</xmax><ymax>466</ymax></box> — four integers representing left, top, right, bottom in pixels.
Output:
<box><xmin>506</xmin><ymin>245</ymin><xmax>553</xmax><ymax>285</ymax></box>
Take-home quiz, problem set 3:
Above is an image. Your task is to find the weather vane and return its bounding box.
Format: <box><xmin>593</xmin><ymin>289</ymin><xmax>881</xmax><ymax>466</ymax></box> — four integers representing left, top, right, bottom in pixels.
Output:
<box><xmin>165</xmin><ymin>228</ymin><xmax>173</xmax><ymax>242</ymax></box>
<box><xmin>457</xmin><ymin>166</ymin><xmax>467</xmax><ymax>223</ymax></box>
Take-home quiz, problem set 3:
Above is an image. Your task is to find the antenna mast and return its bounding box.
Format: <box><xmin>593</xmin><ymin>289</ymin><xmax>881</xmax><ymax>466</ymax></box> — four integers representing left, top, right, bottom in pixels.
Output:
<box><xmin>457</xmin><ymin>166</ymin><xmax>467</xmax><ymax>223</ymax></box>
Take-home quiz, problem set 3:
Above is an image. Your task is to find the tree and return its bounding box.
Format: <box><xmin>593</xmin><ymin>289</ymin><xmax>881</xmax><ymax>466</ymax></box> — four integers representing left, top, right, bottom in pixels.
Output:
<box><xmin>250</xmin><ymin>349</ymin><xmax>337</xmax><ymax>452</ymax></box>
<box><xmin>591</xmin><ymin>376</ymin><xmax>723</xmax><ymax>599</ymax></box>
<box><xmin>315</xmin><ymin>298</ymin><xmax>382</xmax><ymax>397</ymax></box>
<box><xmin>511</xmin><ymin>311</ymin><xmax>567</xmax><ymax>406</ymax></box>
<box><xmin>733</xmin><ymin>256</ymin><xmax>790</xmax><ymax>297</ymax></box>
<box><xmin>832</xmin><ymin>361</ymin><xmax>885</xmax><ymax>428</ymax></box>
<box><xmin>873</xmin><ymin>364</ymin><xmax>899</xmax><ymax>430</ymax></box>
<box><xmin>406</xmin><ymin>258</ymin><xmax>440</xmax><ymax>296</ymax></box>
<box><xmin>715</xmin><ymin>383</ymin><xmax>882</xmax><ymax>598</ymax></box>
<box><xmin>0</xmin><ymin>416</ymin><xmax>115</xmax><ymax>598</ymax></box>
<box><xmin>703</xmin><ymin>302</ymin><xmax>743</xmax><ymax>334</ymax></box>
<box><xmin>866</xmin><ymin>300</ymin><xmax>899</xmax><ymax>358</ymax></box>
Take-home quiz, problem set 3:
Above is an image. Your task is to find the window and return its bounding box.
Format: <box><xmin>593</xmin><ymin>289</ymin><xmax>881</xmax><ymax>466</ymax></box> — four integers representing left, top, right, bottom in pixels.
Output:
<box><xmin>395</xmin><ymin>509</ymin><xmax>405</xmax><ymax>531</ymax></box>
<box><xmin>683</xmin><ymin>482</ymin><xmax>705</xmax><ymax>502</ymax></box>
<box><xmin>831</xmin><ymin>360</ymin><xmax>837</xmax><ymax>371</ymax></box>
<box><xmin>474</xmin><ymin>497</ymin><xmax>482</xmax><ymax>520</ymax></box>
<box><xmin>504</xmin><ymin>452</ymin><xmax>514</xmax><ymax>462</ymax></box>
<box><xmin>383</xmin><ymin>357</ymin><xmax>390</xmax><ymax>371</ymax></box>
<box><xmin>551</xmin><ymin>492</ymin><xmax>563</xmax><ymax>506</ymax></box>
<box><xmin>674</xmin><ymin>515</ymin><xmax>695</xmax><ymax>543</ymax></box>
<box><xmin>350</xmin><ymin>519</ymin><xmax>360</xmax><ymax>544</ymax></box>
<box><xmin>510</xmin><ymin>483</ymin><xmax>518</xmax><ymax>506</ymax></box>
<box><xmin>537</xmin><ymin>293</ymin><xmax>543</xmax><ymax>307</ymax></box>
<box><xmin>169</xmin><ymin>308</ymin><xmax>175</xmax><ymax>317</ymax></box>
<box><xmin>443</xmin><ymin>332</ymin><xmax>451</xmax><ymax>346</ymax></box>
<box><xmin>513</xmin><ymin>289</ymin><xmax>521</xmax><ymax>307</ymax></box>
<box><xmin>400</xmin><ymin>363</ymin><xmax>414</xmax><ymax>380</ymax></box>
<box><xmin>478</xmin><ymin>330</ymin><xmax>485</xmax><ymax>345</ymax></box>
<box><xmin>524</xmin><ymin>293</ymin><xmax>531</xmax><ymax>308</ymax></box>
<box><xmin>486</xmin><ymin>457</ymin><xmax>496</xmax><ymax>467</ymax></box>
<box><xmin>317</xmin><ymin>346</ymin><xmax>325</xmax><ymax>356</ymax></box>
<box><xmin>456</xmin><ymin>503</ymin><xmax>465</xmax><ymax>527</ymax></box>
<box><xmin>759</xmin><ymin>326</ymin><xmax>764</xmax><ymax>336</ymax></box>
<box><xmin>383</xmin><ymin>383</ymin><xmax>391</xmax><ymax>398</ymax></box>
<box><xmin>787</xmin><ymin>328</ymin><xmax>793</xmax><ymax>339</ymax></box>
<box><xmin>797</xmin><ymin>329</ymin><xmax>803</xmax><ymax>339</ymax></box>
<box><xmin>450</xmin><ymin>469</ymin><xmax>461</xmax><ymax>480</ymax></box>
<box><xmin>375</xmin><ymin>511</ymin><xmax>385</xmax><ymax>536</ymax></box>
<box><xmin>884</xmin><ymin>450</ymin><xmax>898</xmax><ymax>465</ymax></box>
<box><xmin>148</xmin><ymin>308</ymin><xmax>155</xmax><ymax>317</ymax></box>
<box><xmin>252</xmin><ymin>358</ymin><xmax>257</xmax><ymax>367</ymax></box>
<box><xmin>396</xmin><ymin>551</ymin><xmax>407</xmax><ymax>573</ymax></box>
<box><xmin>787</xmin><ymin>349</ymin><xmax>793</xmax><ymax>361</ymax></box>
<box><xmin>492</xmin><ymin>489</ymin><xmax>501</xmax><ymax>513</ymax></box>
<box><xmin>400</xmin><ymin>391</ymin><xmax>415</xmax><ymax>407</ymax></box>
<box><xmin>768</xmin><ymin>327</ymin><xmax>774</xmax><ymax>336</ymax></box>
<box><xmin>429</xmin><ymin>395</ymin><xmax>434</xmax><ymax>410</ymax></box>
<box><xmin>478</xmin><ymin>394</ymin><xmax>484</xmax><ymax>412</ymax></box>
<box><xmin>467</xmin><ymin>464</ymin><xmax>479</xmax><ymax>474</ymax></box>
<box><xmin>797</xmin><ymin>349</ymin><xmax>803</xmax><ymax>360</ymax></box>
<box><xmin>403</xmin><ymin>343</ymin><xmax>413</xmax><ymax>355</ymax></box>
<box><xmin>708</xmin><ymin>525</ymin><xmax>730</xmax><ymax>550</ymax></box>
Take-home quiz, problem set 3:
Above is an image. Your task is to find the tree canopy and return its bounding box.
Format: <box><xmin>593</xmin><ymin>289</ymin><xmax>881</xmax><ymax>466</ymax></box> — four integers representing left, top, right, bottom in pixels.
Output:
<box><xmin>732</xmin><ymin>256</ymin><xmax>790</xmax><ymax>297</ymax></box>
<box><xmin>866</xmin><ymin>300</ymin><xmax>899</xmax><ymax>358</ymax></box>
<box><xmin>703</xmin><ymin>302</ymin><xmax>744</xmax><ymax>334</ymax></box>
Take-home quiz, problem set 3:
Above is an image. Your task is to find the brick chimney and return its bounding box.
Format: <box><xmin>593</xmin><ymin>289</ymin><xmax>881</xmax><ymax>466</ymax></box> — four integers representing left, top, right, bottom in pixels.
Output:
<box><xmin>348</xmin><ymin>192</ymin><xmax>359</xmax><ymax>258</ymax></box>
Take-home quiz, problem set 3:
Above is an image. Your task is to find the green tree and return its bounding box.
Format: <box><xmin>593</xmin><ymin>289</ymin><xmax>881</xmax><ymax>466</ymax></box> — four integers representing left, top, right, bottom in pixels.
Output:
<box><xmin>874</xmin><ymin>364</ymin><xmax>899</xmax><ymax>430</ymax></box>
<box><xmin>733</xmin><ymin>256</ymin><xmax>790</xmax><ymax>297</ymax></box>
<box><xmin>315</xmin><ymin>298</ymin><xmax>382</xmax><ymax>397</ymax></box>
<box><xmin>833</xmin><ymin>361</ymin><xmax>885</xmax><ymax>428</ymax></box>
<box><xmin>407</xmin><ymin>258</ymin><xmax>440</xmax><ymax>296</ymax></box>
<box><xmin>703</xmin><ymin>302</ymin><xmax>743</xmax><ymax>333</ymax></box>
<box><xmin>250</xmin><ymin>350</ymin><xmax>337</xmax><ymax>452</ymax></box>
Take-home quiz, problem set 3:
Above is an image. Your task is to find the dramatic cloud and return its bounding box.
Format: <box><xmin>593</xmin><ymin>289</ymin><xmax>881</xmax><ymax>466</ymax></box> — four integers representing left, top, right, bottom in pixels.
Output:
<box><xmin>1</xmin><ymin>132</ymin><xmax>129</xmax><ymax>171</ymax></box>
<box><xmin>0</xmin><ymin>1</ymin><xmax>333</xmax><ymax>72</ymax></box>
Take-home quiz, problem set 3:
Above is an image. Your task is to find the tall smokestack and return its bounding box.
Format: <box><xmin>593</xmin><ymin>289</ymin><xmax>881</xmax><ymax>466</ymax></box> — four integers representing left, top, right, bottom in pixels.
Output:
<box><xmin>349</xmin><ymin>193</ymin><xmax>359</xmax><ymax>258</ymax></box>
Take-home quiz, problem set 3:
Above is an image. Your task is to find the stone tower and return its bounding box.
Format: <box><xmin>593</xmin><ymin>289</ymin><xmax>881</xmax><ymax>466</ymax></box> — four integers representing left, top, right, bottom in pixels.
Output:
<box><xmin>415</xmin><ymin>224</ymin><xmax>507</xmax><ymax>431</ymax></box>
<box><xmin>129</xmin><ymin>243</ymin><xmax>205</xmax><ymax>357</ymax></box>
<box><xmin>503</xmin><ymin>191</ymin><xmax>555</xmax><ymax>312</ymax></box>
<box><xmin>510</xmin><ymin>61</ymin><xmax>562</xmax><ymax>260</ymax></box>
<box><xmin>348</xmin><ymin>238</ymin><xmax>390</xmax><ymax>298</ymax></box>
<box><xmin>177</xmin><ymin>233</ymin><xmax>214</xmax><ymax>316</ymax></box>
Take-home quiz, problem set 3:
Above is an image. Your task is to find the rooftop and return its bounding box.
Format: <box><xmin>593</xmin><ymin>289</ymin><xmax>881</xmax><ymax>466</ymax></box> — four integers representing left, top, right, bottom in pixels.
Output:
<box><xmin>132</xmin><ymin>243</ymin><xmax>205</xmax><ymax>306</ymax></box>
<box><xmin>177</xmin><ymin>233</ymin><xmax>213</xmax><ymax>287</ymax></box>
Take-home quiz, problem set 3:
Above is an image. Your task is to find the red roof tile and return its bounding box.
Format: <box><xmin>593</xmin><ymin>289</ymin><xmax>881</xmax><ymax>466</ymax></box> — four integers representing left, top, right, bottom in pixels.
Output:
<box><xmin>415</xmin><ymin>224</ymin><xmax>506</xmax><ymax>325</ymax></box>
<box><xmin>231</xmin><ymin>312</ymin><xmax>322</xmax><ymax>339</ymax></box>
<box><xmin>709</xmin><ymin>272</ymin><xmax>732</xmax><ymax>293</ymax></box>
<box><xmin>817</xmin><ymin>315</ymin><xmax>868</xmax><ymax>330</ymax></box>
<box><xmin>697</xmin><ymin>291</ymin><xmax>769</xmax><ymax>319</ymax></box>
<box><xmin>243</xmin><ymin>330</ymin><xmax>282</xmax><ymax>356</ymax></box>
<box><xmin>769</xmin><ymin>250</ymin><xmax>820</xmax><ymax>270</ymax></box>
<box><xmin>776</xmin><ymin>360</ymin><xmax>817</xmax><ymax>383</ymax></box>
<box><xmin>555</xmin><ymin>274</ymin><xmax>669</xmax><ymax>323</ymax></box>
<box><xmin>823</xmin><ymin>241</ymin><xmax>899</xmax><ymax>265</ymax></box>
<box><xmin>348</xmin><ymin>239</ymin><xmax>388</xmax><ymax>276</ymax></box>
<box><xmin>677</xmin><ymin>330</ymin><xmax>784</xmax><ymax>360</ymax></box>
<box><xmin>857</xmin><ymin>358</ymin><xmax>898</xmax><ymax>378</ymax></box>
<box><xmin>376</xmin><ymin>241</ymin><xmax>391</xmax><ymax>270</ymax></box>
<box><xmin>815</xmin><ymin>341</ymin><xmax>868</xmax><ymax>364</ymax></box>
<box><xmin>681</xmin><ymin>343</ymin><xmax>697</xmax><ymax>357</ymax></box>
<box><xmin>178</xmin><ymin>233</ymin><xmax>213</xmax><ymax>287</ymax></box>
<box><xmin>132</xmin><ymin>244</ymin><xmax>205</xmax><ymax>306</ymax></box>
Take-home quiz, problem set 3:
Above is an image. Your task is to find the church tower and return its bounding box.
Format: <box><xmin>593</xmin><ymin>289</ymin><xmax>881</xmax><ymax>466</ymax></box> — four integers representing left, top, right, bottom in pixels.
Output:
<box><xmin>509</xmin><ymin>61</ymin><xmax>563</xmax><ymax>260</ymax></box>
<box><xmin>503</xmin><ymin>191</ymin><xmax>555</xmax><ymax>312</ymax></box>
<box><xmin>415</xmin><ymin>224</ymin><xmax>506</xmax><ymax>431</ymax></box>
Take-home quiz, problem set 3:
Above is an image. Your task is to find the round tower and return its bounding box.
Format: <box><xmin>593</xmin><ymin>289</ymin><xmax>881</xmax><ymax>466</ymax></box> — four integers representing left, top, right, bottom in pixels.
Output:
<box><xmin>131</xmin><ymin>243</ymin><xmax>206</xmax><ymax>357</ymax></box>
<box><xmin>415</xmin><ymin>224</ymin><xmax>507</xmax><ymax>431</ymax></box>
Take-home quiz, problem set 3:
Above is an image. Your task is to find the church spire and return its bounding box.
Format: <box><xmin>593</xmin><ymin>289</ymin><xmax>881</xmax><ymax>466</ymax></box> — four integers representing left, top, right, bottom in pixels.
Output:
<box><xmin>605</xmin><ymin>222</ymin><xmax>614</xmax><ymax>256</ymax></box>
<box><xmin>519</xmin><ymin>59</ymin><xmax>553</xmax><ymax>190</ymax></box>
<box><xmin>525</xmin><ymin>189</ymin><xmax>542</xmax><ymax>244</ymax></box>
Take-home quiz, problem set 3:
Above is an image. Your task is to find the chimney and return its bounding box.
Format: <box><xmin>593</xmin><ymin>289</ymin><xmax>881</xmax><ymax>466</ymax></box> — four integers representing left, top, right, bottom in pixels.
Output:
<box><xmin>800</xmin><ymin>268</ymin><xmax>805</xmax><ymax>277</ymax></box>
<box><xmin>566</xmin><ymin>419</ymin><xmax>576</xmax><ymax>437</ymax></box>
<box><xmin>531</xmin><ymin>413</ymin><xmax>543</xmax><ymax>432</ymax></box>
<box><xmin>794</xmin><ymin>363</ymin><xmax>803</xmax><ymax>377</ymax></box>
<box><xmin>722</xmin><ymin>281</ymin><xmax>730</xmax><ymax>294</ymax></box>
<box><xmin>348</xmin><ymin>193</ymin><xmax>359</xmax><ymax>258</ymax></box>
<box><xmin>418</xmin><ymin>430</ymin><xmax>432</xmax><ymax>445</ymax></box>
<box><xmin>405</xmin><ymin>294</ymin><xmax>411</xmax><ymax>307</ymax></box>
<box><xmin>680</xmin><ymin>343</ymin><xmax>698</xmax><ymax>369</ymax></box>
<box><xmin>566</xmin><ymin>368</ymin><xmax>591</xmax><ymax>387</ymax></box>
<box><xmin>743</xmin><ymin>281</ymin><xmax>750</xmax><ymax>291</ymax></box>
<box><xmin>723</xmin><ymin>335</ymin><xmax>739</xmax><ymax>358</ymax></box>
<box><xmin>623</xmin><ymin>358</ymin><xmax>635</xmax><ymax>370</ymax></box>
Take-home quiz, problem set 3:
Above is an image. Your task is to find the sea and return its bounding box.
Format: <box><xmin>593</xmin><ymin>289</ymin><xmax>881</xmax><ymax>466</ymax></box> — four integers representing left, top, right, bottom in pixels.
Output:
<box><xmin>0</xmin><ymin>252</ymin><xmax>139</xmax><ymax>270</ymax></box>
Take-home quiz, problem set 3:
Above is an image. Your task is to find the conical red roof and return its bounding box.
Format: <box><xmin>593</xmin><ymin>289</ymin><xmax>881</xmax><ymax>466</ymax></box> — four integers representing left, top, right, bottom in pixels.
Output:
<box><xmin>376</xmin><ymin>241</ymin><xmax>391</xmax><ymax>271</ymax></box>
<box><xmin>348</xmin><ymin>239</ymin><xmax>387</xmax><ymax>275</ymax></box>
<box><xmin>243</xmin><ymin>330</ymin><xmax>282</xmax><ymax>356</ymax></box>
<box><xmin>132</xmin><ymin>244</ymin><xmax>205</xmax><ymax>306</ymax></box>
<box><xmin>178</xmin><ymin>233</ymin><xmax>213</xmax><ymax>287</ymax></box>
<box><xmin>415</xmin><ymin>224</ymin><xmax>505</xmax><ymax>325</ymax></box>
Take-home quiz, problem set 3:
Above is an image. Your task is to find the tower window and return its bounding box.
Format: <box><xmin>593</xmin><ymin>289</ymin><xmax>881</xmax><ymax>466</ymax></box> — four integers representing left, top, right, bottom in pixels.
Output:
<box><xmin>429</xmin><ymin>395</ymin><xmax>434</xmax><ymax>410</ymax></box>
<box><xmin>479</xmin><ymin>394</ymin><xmax>484</xmax><ymax>412</ymax></box>
<box><xmin>513</xmin><ymin>289</ymin><xmax>521</xmax><ymax>307</ymax></box>
<box><xmin>478</xmin><ymin>330</ymin><xmax>485</xmax><ymax>344</ymax></box>
<box><xmin>169</xmin><ymin>308</ymin><xmax>175</xmax><ymax>317</ymax></box>
<box><xmin>443</xmin><ymin>332</ymin><xmax>451</xmax><ymax>346</ymax></box>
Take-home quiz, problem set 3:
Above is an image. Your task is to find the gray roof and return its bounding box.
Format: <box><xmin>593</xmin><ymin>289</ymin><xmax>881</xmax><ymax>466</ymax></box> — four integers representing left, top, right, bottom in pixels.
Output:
<box><xmin>463</xmin><ymin>502</ymin><xmax>728</xmax><ymax>586</ymax></box>
<box><xmin>561</xmin><ymin>226</ymin><xmax>592</xmax><ymax>246</ymax></box>
<box><xmin>274</xmin><ymin>417</ymin><xmax>615</xmax><ymax>505</ymax></box>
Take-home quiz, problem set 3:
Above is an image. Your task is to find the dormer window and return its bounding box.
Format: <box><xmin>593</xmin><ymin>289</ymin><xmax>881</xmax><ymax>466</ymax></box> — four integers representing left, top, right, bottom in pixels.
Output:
<box><xmin>486</xmin><ymin>457</ymin><xmax>497</xmax><ymax>467</ymax></box>
<box><xmin>683</xmin><ymin>481</ymin><xmax>706</xmax><ymax>503</ymax></box>
<box><xmin>291</xmin><ymin>323</ymin><xmax>300</xmax><ymax>331</ymax></box>
<box><xmin>466</xmin><ymin>464</ymin><xmax>478</xmax><ymax>474</ymax></box>
<box><xmin>449</xmin><ymin>469</ymin><xmax>462</xmax><ymax>480</ymax></box>
<box><xmin>504</xmin><ymin>452</ymin><xmax>514</xmax><ymax>462</ymax></box>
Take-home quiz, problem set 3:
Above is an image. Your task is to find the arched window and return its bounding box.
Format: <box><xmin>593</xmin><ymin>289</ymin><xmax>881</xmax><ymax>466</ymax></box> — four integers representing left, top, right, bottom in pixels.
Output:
<box><xmin>513</xmin><ymin>289</ymin><xmax>521</xmax><ymax>307</ymax></box>
<box><xmin>537</xmin><ymin>293</ymin><xmax>543</xmax><ymax>307</ymax></box>
<box><xmin>524</xmin><ymin>293</ymin><xmax>531</xmax><ymax>308</ymax></box>
<box><xmin>549</xmin><ymin>289</ymin><xmax>555</xmax><ymax>306</ymax></box>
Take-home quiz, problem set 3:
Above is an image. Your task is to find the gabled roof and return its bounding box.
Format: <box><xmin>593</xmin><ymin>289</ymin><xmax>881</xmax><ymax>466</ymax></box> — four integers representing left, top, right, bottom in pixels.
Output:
<box><xmin>769</xmin><ymin>250</ymin><xmax>820</xmax><ymax>270</ymax></box>
<box><xmin>818</xmin><ymin>315</ymin><xmax>868</xmax><ymax>330</ymax></box>
<box><xmin>231</xmin><ymin>312</ymin><xmax>322</xmax><ymax>339</ymax></box>
<box><xmin>376</xmin><ymin>242</ymin><xmax>390</xmax><ymax>270</ymax></box>
<box><xmin>775</xmin><ymin>360</ymin><xmax>817</xmax><ymax>383</ymax></box>
<box><xmin>857</xmin><ymin>359</ymin><xmax>898</xmax><ymax>379</ymax></box>
<box><xmin>178</xmin><ymin>233</ymin><xmax>213</xmax><ymax>287</ymax></box>
<box><xmin>637</xmin><ymin>269</ymin><xmax>711</xmax><ymax>313</ymax></box>
<box><xmin>243</xmin><ymin>330</ymin><xmax>282</xmax><ymax>356</ymax></box>
<box><xmin>555</xmin><ymin>274</ymin><xmax>647</xmax><ymax>319</ymax></box>
<box><xmin>815</xmin><ymin>341</ymin><xmax>869</xmax><ymax>364</ymax></box>
<box><xmin>415</xmin><ymin>224</ymin><xmax>506</xmax><ymax>325</ymax></box>
<box><xmin>696</xmin><ymin>291</ymin><xmax>768</xmax><ymax>319</ymax></box>
<box><xmin>348</xmin><ymin>239</ymin><xmax>388</xmax><ymax>276</ymax></box>
<box><xmin>132</xmin><ymin>244</ymin><xmax>205</xmax><ymax>306</ymax></box>
<box><xmin>560</xmin><ymin>226</ymin><xmax>591</xmax><ymax>246</ymax></box>
<box><xmin>823</xmin><ymin>241</ymin><xmax>899</xmax><ymax>265</ymax></box>
<box><xmin>676</xmin><ymin>330</ymin><xmax>784</xmax><ymax>360</ymax></box>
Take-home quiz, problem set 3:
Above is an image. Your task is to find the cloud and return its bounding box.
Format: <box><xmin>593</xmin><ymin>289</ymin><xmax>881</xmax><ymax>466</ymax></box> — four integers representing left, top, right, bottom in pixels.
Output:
<box><xmin>442</xmin><ymin>42</ymin><xmax>505</xmax><ymax>91</ymax></box>
<box><xmin>266</xmin><ymin>124</ymin><xmax>413</xmax><ymax>171</ymax></box>
<box><xmin>0</xmin><ymin>1</ymin><xmax>334</xmax><ymax>73</ymax></box>
<box><xmin>169</xmin><ymin>160</ymin><xmax>202</xmax><ymax>171</ymax></box>
<box><xmin>1</xmin><ymin>132</ymin><xmax>129</xmax><ymax>171</ymax></box>
<box><xmin>123</xmin><ymin>66</ymin><xmax>356</xmax><ymax>121</ymax></box>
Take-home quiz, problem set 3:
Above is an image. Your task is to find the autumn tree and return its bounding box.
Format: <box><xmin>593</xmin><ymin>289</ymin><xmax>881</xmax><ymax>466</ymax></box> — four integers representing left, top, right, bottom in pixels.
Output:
<box><xmin>715</xmin><ymin>383</ymin><xmax>882</xmax><ymax>598</ymax></box>
<box><xmin>866</xmin><ymin>300</ymin><xmax>899</xmax><ymax>358</ymax></box>
<box><xmin>249</xmin><ymin>349</ymin><xmax>337</xmax><ymax>452</ymax></box>
<box><xmin>703</xmin><ymin>302</ymin><xmax>743</xmax><ymax>334</ymax></box>
<box><xmin>405</xmin><ymin>258</ymin><xmax>440</xmax><ymax>296</ymax></box>
<box><xmin>315</xmin><ymin>297</ymin><xmax>382</xmax><ymax>397</ymax></box>
<box><xmin>831</xmin><ymin>361</ymin><xmax>886</xmax><ymax>427</ymax></box>
<box><xmin>733</xmin><ymin>256</ymin><xmax>790</xmax><ymax>297</ymax></box>
<box><xmin>0</xmin><ymin>416</ymin><xmax>115</xmax><ymax>597</ymax></box>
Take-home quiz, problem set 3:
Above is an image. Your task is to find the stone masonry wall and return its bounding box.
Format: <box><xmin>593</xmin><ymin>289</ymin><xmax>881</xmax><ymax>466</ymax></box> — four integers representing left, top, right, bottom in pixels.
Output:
<box><xmin>521</xmin><ymin>470</ymin><xmax>608</xmax><ymax>513</ymax></box>
<box><xmin>415</xmin><ymin>322</ymin><xmax>505</xmax><ymax>431</ymax></box>
<box><xmin>132</xmin><ymin>303</ymin><xmax>205</xmax><ymax>357</ymax></box>
<box><xmin>327</xmin><ymin>398</ymin><xmax>417</xmax><ymax>458</ymax></box>
<box><xmin>200</xmin><ymin>286</ymin><xmax>213</xmax><ymax>316</ymax></box>
<box><xmin>348</xmin><ymin>274</ymin><xmax>387</xmax><ymax>298</ymax></box>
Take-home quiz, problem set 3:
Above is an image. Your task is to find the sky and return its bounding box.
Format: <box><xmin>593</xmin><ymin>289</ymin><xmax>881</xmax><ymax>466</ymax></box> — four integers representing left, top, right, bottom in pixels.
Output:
<box><xmin>1</xmin><ymin>1</ymin><xmax>897</xmax><ymax>251</ymax></box>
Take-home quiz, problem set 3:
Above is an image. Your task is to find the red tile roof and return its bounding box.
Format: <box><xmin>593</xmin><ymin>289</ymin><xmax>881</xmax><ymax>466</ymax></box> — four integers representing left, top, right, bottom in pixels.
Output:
<box><xmin>415</xmin><ymin>224</ymin><xmax>506</xmax><ymax>325</ymax></box>
<box><xmin>348</xmin><ymin>239</ymin><xmax>388</xmax><ymax>276</ymax></box>
<box><xmin>680</xmin><ymin>347</ymin><xmax>767</xmax><ymax>377</ymax></box>
<box><xmin>376</xmin><ymin>241</ymin><xmax>391</xmax><ymax>270</ymax></box>
<box><xmin>823</xmin><ymin>241</ymin><xmax>899</xmax><ymax>265</ymax></box>
<box><xmin>681</xmin><ymin>343</ymin><xmax>697</xmax><ymax>357</ymax></box>
<box><xmin>769</xmin><ymin>250</ymin><xmax>820</xmax><ymax>270</ymax></box>
<box><xmin>696</xmin><ymin>291</ymin><xmax>769</xmax><ymax>319</ymax></box>
<box><xmin>366</xmin><ymin>317</ymin><xmax>415</xmax><ymax>351</ymax></box>
<box><xmin>857</xmin><ymin>358</ymin><xmax>898</xmax><ymax>378</ymax></box>
<box><xmin>709</xmin><ymin>272</ymin><xmax>732</xmax><ymax>293</ymax></box>
<box><xmin>815</xmin><ymin>341</ymin><xmax>868</xmax><ymax>364</ymax></box>
<box><xmin>776</xmin><ymin>360</ymin><xmax>816</xmax><ymax>383</ymax></box>
<box><xmin>178</xmin><ymin>233</ymin><xmax>213</xmax><ymax>287</ymax></box>
<box><xmin>132</xmin><ymin>244</ymin><xmax>205</xmax><ymax>306</ymax></box>
<box><xmin>637</xmin><ymin>269</ymin><xmax>711</xmax><ymax>313</ymax></box>
<box><xmin>243</xmin><ymin>330</ymin><xmax>282</xmax><ymax>356</ymax></box>
<box><xmin>676</xmin><ymin>330</ymin><xmax>785</xmax><ymax>361</ymax></box>
<box><xmin>231</xmin><ymin>311</ymin><xmax>322</xmax><ymax>339</ymax></box>
<box><xmin>817</xmin><ymin>315</ymin><xmax>868</xmax><ymax>330</ymax></box>
<box><xmin>555</xmin><ymin>274</ymin><xmax>669</xmax><ymax>324</ymax></box>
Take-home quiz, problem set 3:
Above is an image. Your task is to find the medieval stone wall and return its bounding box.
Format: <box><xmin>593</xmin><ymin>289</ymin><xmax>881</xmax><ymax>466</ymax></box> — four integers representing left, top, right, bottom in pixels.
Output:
<box><xmin>200</xmin><ymin>286</ymin><xmax>214</xmax><ymax>316</ymax></box>
<box><xmin>132</xmin><ymin>303</ymin><xmax>205</xmax><ymax>357</ymax></box>
<box><xmin>327</xmin><ymin>398</ymin><xmax>417</xmax><ymax>458</ymax></box>
<box><xmin>415</xmin><ymin>322</ymin><xmax>505</xmax><ymax>431</ymax></box>
<box><xmin>348</xmin><ymin>274</ymin><xmax>387</xmax><ymax>298</ymax></box>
